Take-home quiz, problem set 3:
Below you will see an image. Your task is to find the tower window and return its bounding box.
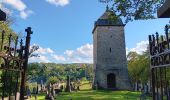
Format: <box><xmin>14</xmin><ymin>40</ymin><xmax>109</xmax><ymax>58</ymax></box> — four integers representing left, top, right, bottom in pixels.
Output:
<box><xmin>110</xmin><ymin>48</ymin><xmax>112</xmax><ymax>53</ymax></box>
<box><xmin>110</xmin><ymin>35</ymin><xmax>112</xmax><ymax>38</ymax></box>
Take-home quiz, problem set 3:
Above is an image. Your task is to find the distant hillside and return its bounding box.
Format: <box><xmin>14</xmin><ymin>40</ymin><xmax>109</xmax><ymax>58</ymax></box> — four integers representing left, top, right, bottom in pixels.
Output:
<box><xmin>27</xmin><ymin>62</ymin><xmax>93</xmax><ymax>84</ymax></box>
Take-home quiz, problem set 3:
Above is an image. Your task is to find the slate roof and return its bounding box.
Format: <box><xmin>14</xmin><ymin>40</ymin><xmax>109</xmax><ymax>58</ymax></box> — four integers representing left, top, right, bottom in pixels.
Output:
<box><xmin>94</xmin><ymin>9</ymin><xmax>124</xmax><ymax>26</ymax></box>
<box><xmin>92</xmin><ymin>9</ymin><xmax>124</xmax><ymax>33</ymax></box>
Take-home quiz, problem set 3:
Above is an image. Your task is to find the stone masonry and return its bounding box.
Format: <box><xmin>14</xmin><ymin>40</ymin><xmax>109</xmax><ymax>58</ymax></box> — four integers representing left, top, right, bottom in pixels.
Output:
<box><xmin>92</xmin><ymin>9</ymin><xmax>132</xmax><ymax>90</ymax></box>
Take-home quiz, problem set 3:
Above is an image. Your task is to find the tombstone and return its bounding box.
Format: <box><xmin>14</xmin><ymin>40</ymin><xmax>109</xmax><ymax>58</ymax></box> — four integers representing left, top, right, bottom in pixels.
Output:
<box><xmin>157</xmin><ymin>0</ymin><xmax>170</xmax><ymax>18</ymax></box>
<box><xmin>41</xmin><ymin>80</ymin><xmax>44</xmax><ymax>91</ymax></box>
<box><xmin>92</xmin><ymin>7</ymin><xmax>132</xmax><ymax>90</ymax></box>
<box><xmin>138</xmin><ymin>83</ymin><xmax>143</xmax><ymax>92</ymax></box>
<box><xmin>16</xmin><ymin>92</ymin><xmax>20</xmax><ymax>100</ymax></box>
<box><xmin>33</xmin><ymin>87</ymin><xmax>37</xmax><ymax>100</ymax></box>
<box><xmin>60</xmin><ymin>85</ymin><xmax>64</xmax><ymax>92</ymax></box>
<box><xmin>147</xmin><ymin>81</ymin><xmax>151</xmax><ymax>93</ymax></box>
<box><xmin>144</xmin><ymin>84</ymin><xmax>149</xmax><ymax>94</ymax></box>
<box><xmin>65</xmin><ymin>76</ymin><xmax>71</xmax><ymax>92</ymax></box>
<box><xmin>168</xmin><ymin>88</ymin><xmax>170</xmax><ymax>98</ymax></box>
<box><xmin>134</xmin><ymin>83</ymin><xmax>138</xmax><ymax>91</ymax></box>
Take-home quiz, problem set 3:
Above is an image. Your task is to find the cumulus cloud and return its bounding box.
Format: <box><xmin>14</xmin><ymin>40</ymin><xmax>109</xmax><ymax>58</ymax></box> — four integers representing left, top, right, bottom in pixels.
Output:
<box><xmin>29</xmin><ymin>46</ymin><xmax>55</xmax><ymax>63</ymax></box>
<box><xmin>0</xmin><ymin>3</ymin><xmax>12</xmax><ymax>15</ymax></box>
<box><xmin>52</xmin><ymin>55</ymin><xmax>66</xmax><ymax>61</ymax></box>
<box><xmin>29</xmin><ymin>55</ymin><xmax>50</xmax><ymax>63</ymax></box>
<box><xmin>64</xmin><ymin>43</ymin><xmax>93</xmax><ymax>63</ymax></box>
<box><xmin>29</xmin><ymin>45</ymin><xmax>67</xmax><ymax>63</ymax></box>
<box><xmin>2</xmin><ymin>0</ymin><xmax>32</xmax><ymax>19</ymax></box>
<box><xmin>127</xmin><ymin>41</ymin><xmax>149</xmax><ymax>55</ymax></box>
<box><xmin>64</xmin><ymin>50</ymin><xmax>74</xmax><ymax>57</ymax></box>
<box><xmin>34</xmin><ymin>46</ymin><xmax>54</xmax><ymax>54</ymax></box>
<box><xmin>20</xmin><ymin>10</ymin><xmax>33</xmax><ymax>19</ymax></box>
<box><xmin>29</xmin><ymin>40</ymin><xmax>149</xmax><ymax>63</ymax></box>
<box><xmin>46</xmin><ymin>0</ymin><xmax>70</xmax><ymax>6</ymax></box>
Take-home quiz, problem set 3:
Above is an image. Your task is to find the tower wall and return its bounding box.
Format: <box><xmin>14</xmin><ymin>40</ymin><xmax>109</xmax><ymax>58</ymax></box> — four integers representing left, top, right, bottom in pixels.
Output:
<box><xmin>93</xmin><ymin>26</ymin><xmax>132</xmax><ymax>90</ymax></box>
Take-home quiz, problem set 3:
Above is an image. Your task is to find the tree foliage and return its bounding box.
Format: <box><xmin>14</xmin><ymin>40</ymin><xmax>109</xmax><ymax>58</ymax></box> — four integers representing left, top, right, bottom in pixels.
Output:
<box><xmin>27</xmin><ymin>63</ymin><xmax>94</xmax><ymax>85</ymax></box>
<box><xmin>47</xmin><ymin>76</ymin><xmax>59</xmax><ymax>85</ymax></box>
<box><xmin>127</xmin><ymin>50</ymin><xmax>150</xmax><ymax>84</ymax></box>
<box><xmin>99</xmin><ymin>0</ymin><xmax>165</xmax><ymax>23</ymax></box>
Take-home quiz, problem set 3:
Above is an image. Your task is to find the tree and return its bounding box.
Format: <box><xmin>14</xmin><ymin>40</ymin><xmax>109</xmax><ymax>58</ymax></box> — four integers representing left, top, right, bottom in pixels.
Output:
<box><xmin>99</xmin><ymin>0</ymin><xmax>165</xmax><ymax>23</ymax></box>
<box><xmin>127</xmin><ymin>50</ymin><xmax>150</xmax><ymax>85</ymax></box>
<box><xmin>47</xmin><ymin>76</ymin><xmax>59</xmax><ymax>85</ymax></box>
<box><xmin>27</xmin><ymin>63</ymin><xmax>47</xmax><ymax>83</ymax></box>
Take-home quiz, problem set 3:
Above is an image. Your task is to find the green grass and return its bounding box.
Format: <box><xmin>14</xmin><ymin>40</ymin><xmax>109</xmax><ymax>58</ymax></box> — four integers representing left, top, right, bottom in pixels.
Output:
<box><xmin>56</xmin><ymin>82</ymin><xmax>147</xmax><ymax>100</ymax></box>
<box><xmin>56</xmin><ymin>90</ymin><xmax>143</xmax><ymax>100</ymax></box>
<box><xmin>30</xmin><ymin>82</ymin><xmax>152</xmax><ymax>100</ymax></box>
<box><xmin>30</xmin><ymin>94</ymin><xmax>45</xmax><ymax>100</ymax></box>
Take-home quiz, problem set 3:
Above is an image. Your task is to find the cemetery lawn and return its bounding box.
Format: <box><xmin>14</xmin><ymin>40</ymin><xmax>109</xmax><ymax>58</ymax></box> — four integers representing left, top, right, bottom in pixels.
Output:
<box><xmin>30</xmin><ymin>94</ymin><xmax>45</xmax><ymax>100</ymax></box>
<box><xmin>31</xmin><ymin>82</ymin><xmax>151</xmax><ymax>100</ymax></box>
<box><xmin>55</xmin><ymin>82</ymin><xmax>146</xmax><ymax>100</ymax></box>
<box><xmin>56</xmin><ymin>90</ymin><xmax>142</xmax><ymax>100</ymax></box>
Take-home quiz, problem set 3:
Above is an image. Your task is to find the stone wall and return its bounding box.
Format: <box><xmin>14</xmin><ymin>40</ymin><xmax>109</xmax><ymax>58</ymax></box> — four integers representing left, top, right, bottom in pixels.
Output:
<box><xmin>93</xmin><ymin>26</ymin><xmax>132</xmax><ymax>90</ymax></box>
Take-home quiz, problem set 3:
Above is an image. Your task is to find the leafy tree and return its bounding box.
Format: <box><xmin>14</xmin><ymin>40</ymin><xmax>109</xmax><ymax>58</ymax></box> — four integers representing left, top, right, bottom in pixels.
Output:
<box><xmin>127</xmin><ymin>50</ymin><xmax>150</xmax><ymax>84</ymax></box>
<box><xmin>99</xmin><ymin>0</ymin><xmax>165</xmax><ymax>23</ymax></box>
<box><xmin>27</xmin><ymin>63</ymin><xmax>47</xmax><ymax>83</ymax></box>
<box><xmin>47</xmin><ymin>76</ymin><xmax>59</xmax><ymax>85</ymax></box>
<box><xmin>26</xmin><ymin>63</ymin><xmax>93</xmax><ymax>86</ymax></box>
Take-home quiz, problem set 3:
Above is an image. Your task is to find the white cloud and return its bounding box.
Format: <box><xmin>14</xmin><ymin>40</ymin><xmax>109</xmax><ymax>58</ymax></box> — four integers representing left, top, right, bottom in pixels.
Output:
<box><xmin>2</xmin><ymin>0</ymin><xmax>32</xmax><ymax>19</ymax></box>
<box><xmin>76</xmin><ymin>44</ymin><xmax>93</xmax><ymax>58</ymax></box>
<box><xmin>29</xmin><ymin>55</ymin><xmax>50</xmax><ymax>63</ymax></box>
<box><xmin>52</xmin><ymin>54</ymin><xmax>66</xmax><ymax>61</ymax></box>
<box><xmin>46</xmin><ymin>0</ymin><xmax>70</xmax><ymax>6</ymax></box>
<box><xmin>46</xmin><ymin>48</ymin><xmax>55</xmax><ymax>54</ymax></box>
<box><xmin>3</xmin><ymin>0</ymin><xmax>26</xmax><ymax>11</ymax></box>
<box><xmin>29</xmin><ymin>45</ymin><xmax>66</xmax><ymax>63</ymax></box>
<box><xmin>0</xmin><ymin>3</ymin><xmax>12</xmax><ymax>15</ymax></box>
<box><xmin>20</xmin><ymin>10</ymin><xmax>33</xmax><ymax>19</ymax></box>
<box><xmin>64</xmin><ymin>50</ymin><xmax>74</xmax><ymax>57</ymax></box>
<box><xmin>127</xmin><ymin>41</ymin><xmax>149</xmax><ymax>55</ymax></box>
<box><xmin>29</xmin><ymin>41</ymin><xmax>148</xmax><ymax>63</ymax></box>
<box><xmin>34</xmin><ymin>46</ymin><xmax>54</xmax><ymax>54</ymax></box>
<box><xmin>64</xmin><ymin>43</ymin><xmax>93</xmax><ymax>63</ymax></box>
<box><xmin>126</xmin><ymin>48</ymin><xmax>130</xmax><ymax>55</ymax></box>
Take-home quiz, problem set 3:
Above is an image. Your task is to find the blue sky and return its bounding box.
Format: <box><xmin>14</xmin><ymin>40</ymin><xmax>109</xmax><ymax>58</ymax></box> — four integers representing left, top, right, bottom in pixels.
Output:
<box><xmin>0</xmin><ymin>0</ymin><xmax>170</xmax><ymax>63</ymax></box>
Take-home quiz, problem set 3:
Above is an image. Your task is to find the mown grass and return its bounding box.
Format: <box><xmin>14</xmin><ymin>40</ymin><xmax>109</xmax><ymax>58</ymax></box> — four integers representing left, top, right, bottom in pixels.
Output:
<box><xmin>30</xmin><ymin>82</ymin><xmax>152</xmax><ymax>100</ymax></box>
<box><xmin>56</xmin><ymin>89</ymin><xmax>142</xmax><ymax>100</ymax></box>
<box><xmin>30</xmin><ymin>94</ymin><xmax>45</xmax><ymax>100</ymax></box>
<box><xmin>56</xmin><ymin>82</ymin><xmax>146</xmax><ymax>100</ymax></box>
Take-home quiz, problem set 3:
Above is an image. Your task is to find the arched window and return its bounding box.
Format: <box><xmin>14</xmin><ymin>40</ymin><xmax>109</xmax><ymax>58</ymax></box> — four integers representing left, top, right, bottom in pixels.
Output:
<box><xmin>110</xmin><ymin>48</ymin><xmax>112</xmax><ymax>53</ymax></box>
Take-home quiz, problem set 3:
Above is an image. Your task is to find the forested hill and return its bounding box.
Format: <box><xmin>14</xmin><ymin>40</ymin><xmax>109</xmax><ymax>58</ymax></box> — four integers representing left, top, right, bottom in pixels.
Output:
<box><xmin>27</xmin><ymin>63</ymin><xmax>93</xmax><ymax>84</ymax></box>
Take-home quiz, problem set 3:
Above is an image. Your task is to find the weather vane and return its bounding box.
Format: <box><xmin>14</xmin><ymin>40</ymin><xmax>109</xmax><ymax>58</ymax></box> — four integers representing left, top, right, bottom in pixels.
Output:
<box><xmin>98</xmin><ymin>0</ymin><xmax>112</xmax><ymax>3</ymax></box>
<box><xmin>99</xmin><ymin>0</ymin><xmax>112</xmax><ymax>11</ymax></box>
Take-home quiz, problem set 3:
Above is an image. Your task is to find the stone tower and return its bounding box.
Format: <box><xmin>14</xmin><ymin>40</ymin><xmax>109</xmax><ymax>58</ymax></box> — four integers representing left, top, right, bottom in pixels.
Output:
<box><xmin>92</xmin><ymin>9</ymin><xmax>132</xmax><ymax>90</ymax></box>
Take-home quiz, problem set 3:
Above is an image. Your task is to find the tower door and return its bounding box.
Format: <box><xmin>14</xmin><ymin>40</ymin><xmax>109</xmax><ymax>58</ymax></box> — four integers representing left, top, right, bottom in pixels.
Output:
<box><xmin>107</xmin><ymin>73</ymin><xmax>116</xmax><ymax>89</ymax></box>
